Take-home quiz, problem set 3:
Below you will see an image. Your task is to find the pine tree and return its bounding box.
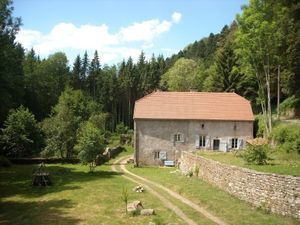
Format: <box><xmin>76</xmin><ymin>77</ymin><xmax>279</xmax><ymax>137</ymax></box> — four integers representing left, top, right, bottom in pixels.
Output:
<box><xmin>71</xmin><ymin>55</ymin><xmax>81</xmax><ymax>89</ymax></box>
<box><xmin>88</xmin><ymin>50</ymin><xmax>101</xmax><ymax>100</ymax></box>
<box><xmin>81</xmin><ymin>51</ymin><xmax>89</xmax><ymax>90</ymax></box>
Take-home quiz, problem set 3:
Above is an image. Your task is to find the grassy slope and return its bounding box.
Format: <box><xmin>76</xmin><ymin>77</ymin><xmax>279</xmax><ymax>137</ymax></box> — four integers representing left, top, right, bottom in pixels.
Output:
<box><xmin>196</xmin><ymin>151</ymin><xmax>300</xmax><ymax>176</ymax></box>
<box><xmin>0</xmin><ymin>147</ymin><xmax>184</xmax><ymax>225</ymax></box>
<box><xmin>127</xmin><ymin>165</ymin><xmax>299</xmax><ymax>225</ymax></box>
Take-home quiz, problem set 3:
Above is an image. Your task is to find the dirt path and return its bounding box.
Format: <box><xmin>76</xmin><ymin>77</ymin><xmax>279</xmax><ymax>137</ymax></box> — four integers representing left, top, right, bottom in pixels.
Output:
<box><xmin>112</xmin><ymin>156</ymin><xmax>197</xmax><ymax>225</ymax></box>
<box><xmin>112</xmin><ymin>155</ymin><xmax>227</xmax><ymax>225</ymax></box>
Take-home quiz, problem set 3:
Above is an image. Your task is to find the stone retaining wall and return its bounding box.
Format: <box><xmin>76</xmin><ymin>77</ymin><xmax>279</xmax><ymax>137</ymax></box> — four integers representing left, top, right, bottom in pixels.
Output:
<box><xmin>179</xmin><ymin>151</ymin><xmax>300</xmax><ymax>219</ymax></box>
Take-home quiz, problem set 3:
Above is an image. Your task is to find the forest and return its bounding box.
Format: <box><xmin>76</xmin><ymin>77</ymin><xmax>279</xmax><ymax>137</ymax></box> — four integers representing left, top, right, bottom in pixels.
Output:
<box><xmin>0</xmin><ymin>0</ymin><xmax>299</xmax><ymax>159</ymax></box>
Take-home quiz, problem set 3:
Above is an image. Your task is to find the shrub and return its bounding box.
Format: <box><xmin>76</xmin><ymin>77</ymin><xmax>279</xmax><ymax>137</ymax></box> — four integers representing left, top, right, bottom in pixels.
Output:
<box><xmin>280</xmin><ymin>95</ymin><xmax>300</xmax><ymax>112</ymax></box>
<box><xmin>255</xmin><ymin>114</ymin><xmax>267</xmax><ymax>137</ymax></box>
<box><xmin>121</xmin><ymin>186</ymin><xmax>129</xmax><ymax>214</ymax></box>
<box><xmin>270</xmin><ymin>124</ymin><xmax>300</xmax><ymax>153</ymax></box>
<box><xmin>0</xmin><ymin>106</ymin><xmax>43</xmax><ymax>157</ymax></box>
<box><xmin>242</xmin><ymin>144</ymin><xmax>270</xmax><ymax>165</ymax></box>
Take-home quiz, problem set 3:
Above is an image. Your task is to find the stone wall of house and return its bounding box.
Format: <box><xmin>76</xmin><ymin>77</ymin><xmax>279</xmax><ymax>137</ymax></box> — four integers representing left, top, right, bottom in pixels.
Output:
<box><xmin>179</xmin><ymin>151</ymin><xmax>300</xmax><ymax>219</ymax></box>
<box><xmin>134</xmin><ymin>119</ymin><xmax>253</xmax><ymax>166</ymax></box>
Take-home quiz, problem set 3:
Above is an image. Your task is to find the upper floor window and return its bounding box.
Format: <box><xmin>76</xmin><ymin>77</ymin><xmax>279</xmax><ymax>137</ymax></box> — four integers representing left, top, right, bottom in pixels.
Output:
<box><xmin>174</xmin><ymin>133</ymin><xmax>184</xmax><ymax>142</ymax></box>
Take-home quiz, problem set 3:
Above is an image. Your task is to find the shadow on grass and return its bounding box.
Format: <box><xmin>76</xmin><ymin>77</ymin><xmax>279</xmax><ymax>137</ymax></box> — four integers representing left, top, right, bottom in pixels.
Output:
<box><xmin>0</xmin><ymin>199</ymin><xmax>80</xmax><ymax>225</ymax></box>
<box><xmin>0</xmin><ymin>164</ymin><xmax>122</xmax><ymax>199</ymax></box>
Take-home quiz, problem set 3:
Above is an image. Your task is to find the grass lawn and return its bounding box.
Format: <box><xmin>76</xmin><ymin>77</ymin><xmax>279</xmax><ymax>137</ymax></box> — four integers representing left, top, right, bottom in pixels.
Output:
<box><xmin>0</xmin><ymin>148</ymin><xmax>183</xmax><ymax>225</ymax></box>
<box><xmin>195</xmin><ymin>151</ymin><xmax>300</xmax><ymax>176</ymax></box>
<box><xmin>127</xmin><ymin>165</ymin><xmax>299</xmax><ymax>225</ymax></box>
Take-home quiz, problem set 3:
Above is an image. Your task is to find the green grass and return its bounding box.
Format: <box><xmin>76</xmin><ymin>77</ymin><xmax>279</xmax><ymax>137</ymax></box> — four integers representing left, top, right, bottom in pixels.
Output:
<box><xmin>195</xmin><ymin>151</ymin><xmax>300</xmax><ymax>176</ymax></box>
<box><xmin>127</xmin><ymin>165</ymin><xmax>299</xmax><ymax>225</ymax></box>
<box><xmin>107</xmin><ymin>134</ymin><xmax>121</xmax><ymax>148</ymax></box>
<box><xmin>114</xmin><ymin>163</ymin><xmax>215</xmax><ymax>225</ymax></box>
<box><xmin>0</xmin><ymin>150</ymin><xmax>183</xmax><ymax>225</ymax></box>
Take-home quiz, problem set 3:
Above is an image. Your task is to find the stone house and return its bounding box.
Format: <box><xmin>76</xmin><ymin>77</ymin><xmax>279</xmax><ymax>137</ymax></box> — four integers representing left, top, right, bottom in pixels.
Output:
<box><xmin>133</xmin><ymin>91</ymin><xmax>254</xmax><ymax>166</ymax></box>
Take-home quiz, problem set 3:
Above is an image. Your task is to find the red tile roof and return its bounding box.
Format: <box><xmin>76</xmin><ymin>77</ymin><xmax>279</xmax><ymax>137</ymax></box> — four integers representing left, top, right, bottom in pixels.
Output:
<box><xmin>134</xmin><ymin>91</ymin><xmax>254</xmax><ymax>121</ymax></box>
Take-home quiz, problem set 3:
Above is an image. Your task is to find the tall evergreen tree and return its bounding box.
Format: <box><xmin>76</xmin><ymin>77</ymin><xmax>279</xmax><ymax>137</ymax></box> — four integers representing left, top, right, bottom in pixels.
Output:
<box><xmin>0</xmin><ymin>0</ymin><xmax>24</xmax><ymax>125</ymax></box>
<box><xmin>211</xmin><ymin>40</ymin><xmax>242</xmax><ymax>92</ymax></box>
<box><xmin>81</xmin><ymin>51</ymin><xmax>89</xmax><ymax>89</ymax></box>
<box><xmin>71</xmin><ymin>55</ymin><xmax>82</xmax><ymax>89</ymax></box>
<box><xmin>23</xmin><ymin>48</ymin><xmax>40</xmax><ymax>117</ymax></box>
<box><xmin>88</xmin><ymin>50</ymin><xmax>101</xmax><ymax>100</ymax></box>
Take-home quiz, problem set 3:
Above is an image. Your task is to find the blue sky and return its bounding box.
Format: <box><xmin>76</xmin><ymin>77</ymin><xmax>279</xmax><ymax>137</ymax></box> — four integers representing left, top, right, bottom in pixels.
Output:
<box><xmin>14</xmin><ymin>0</ymin><xmax>248</xmax><ymax>65</ymax></box>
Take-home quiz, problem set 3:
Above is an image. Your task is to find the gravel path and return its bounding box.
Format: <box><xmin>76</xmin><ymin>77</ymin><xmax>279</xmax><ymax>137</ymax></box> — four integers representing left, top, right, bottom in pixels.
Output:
<box><xmin>112</xmin><ymin>155</ymin><xmax>227</xmax><ymax>225</ymax></box>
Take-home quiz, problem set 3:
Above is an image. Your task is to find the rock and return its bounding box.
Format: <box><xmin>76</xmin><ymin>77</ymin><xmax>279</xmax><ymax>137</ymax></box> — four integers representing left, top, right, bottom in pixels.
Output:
<box><xmin>127</xmin><ymin>200</ymin><xmax>143</xmax><ymax>214</ymax></box>
<box><xmin>127</xmin><ymin>158</ymin><xmax>134</xmax><ymax>164</ymax></box>
<box><xmin>140</xmin><ymin>208</ymin><xmax>155</xmax><ymax>216</ymax></box>
<box><xmin>133</xmin><ymin>185</ymin><xmax>145</xmax><ymax>193</ymax></box>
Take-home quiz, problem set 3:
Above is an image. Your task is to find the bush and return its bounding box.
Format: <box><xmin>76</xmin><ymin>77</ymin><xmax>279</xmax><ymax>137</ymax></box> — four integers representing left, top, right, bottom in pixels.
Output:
<box><xmin>280</xmin><ymin>95</ymin><xmax>300</xmax><ymax>112</ymax></box>
<box><xmin>242</xmin><ymin>144</ymin><xmax>270</xmax><ymax>165</ymax></box>
<box><xmin>270</xmin><ymin>124</ymin><xmax>300</xmax><ymax>153</ymax></box>
<box><xmin>255</xmin><ymin>114</ymin><xmax>267</xmax><ymax>137</ymax></box>
<box><xmin>0</xmin><ymin>155</ymin><xmax>12</xmax><ymax>167</ymax></box>
<box><xmin>0</xmin><ymin>106</ymin><xmax>43</xmax><ymax>157</ymax></box>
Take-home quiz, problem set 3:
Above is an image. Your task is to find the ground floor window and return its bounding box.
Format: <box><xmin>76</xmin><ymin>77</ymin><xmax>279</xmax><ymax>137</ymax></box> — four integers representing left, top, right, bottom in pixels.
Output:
<box><xmin>154</xmin><ymin>151</ymin><xmax>167</xmax><ymax>160</ymax></box>
<box><xmin>154</xmin><ymin>151</ymin><xmax>160</xmax><ymax>159</ymax></box>
<box><xmin>199</xmin><ymin>135</ymin><xmax>206</xmax><ymax>147</ymax></box>
<box><xmin>231</xmin><ymin>138</ymin><xmax>238</xmax><ymax>149</ymax></box>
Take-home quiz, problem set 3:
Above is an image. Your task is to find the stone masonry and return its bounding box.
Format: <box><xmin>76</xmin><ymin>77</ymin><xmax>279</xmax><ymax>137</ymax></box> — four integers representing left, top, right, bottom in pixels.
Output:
<box><xmin>134</xmin><ymin>119</ymin><xmax>253</xmax><ymax>166</ymax></box>
<box><xmin>179</xmin><ymin>151</ymin><xmax>300</xmax><ymax>219</ymax></box>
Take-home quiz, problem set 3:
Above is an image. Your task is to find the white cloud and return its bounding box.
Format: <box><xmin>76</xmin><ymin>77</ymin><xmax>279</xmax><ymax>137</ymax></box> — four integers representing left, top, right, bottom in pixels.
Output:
<box><xmin>99</xmin><ymin>47</ymin><xmax>141</xmax><ymax>63</ymax></box>
<box><xmin>16</xmin><ymin>30</ymin><xmax>43</xmax><ymax>48</ymax></box>
<box><xmin>171</xmin><ymin>12</ymin><xmax>182</xmax><ymax>24</ymax></box>
<box><xmin>16</xmin><ymin>12</ymin><xmax>182</xmax><ymax>63</ymax></box>
<box><xmin>118</xmin><ymin>19</ymin><xmax>171</xmax><ymax>42</ymax></box>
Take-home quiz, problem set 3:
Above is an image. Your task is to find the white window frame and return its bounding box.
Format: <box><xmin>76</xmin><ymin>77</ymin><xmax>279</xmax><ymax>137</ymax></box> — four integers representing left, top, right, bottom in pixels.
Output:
<box><xmin>231</xmin><ymin>138</ymin><xmax>238</xmax><ymax>149</ymax></box>
<box><xmin>199</xmin><ymin>135</ymin><xmax>206</xmax><ymax>147</ymax></box>
<box><xmin>174</xmin><ymin>133</ymin><xmax>184</xmax><ymax>143</ymax></box>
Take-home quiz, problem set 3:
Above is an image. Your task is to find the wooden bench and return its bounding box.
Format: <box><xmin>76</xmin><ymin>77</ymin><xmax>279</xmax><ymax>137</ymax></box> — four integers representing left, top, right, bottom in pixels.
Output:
<box><xmin>164</xmin><ymin>160</ymin><xmax>175</xmax><ymax>167</ymax></box>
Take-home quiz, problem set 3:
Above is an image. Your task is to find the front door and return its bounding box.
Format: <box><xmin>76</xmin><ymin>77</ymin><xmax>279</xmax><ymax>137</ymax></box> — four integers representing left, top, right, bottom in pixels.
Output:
<box><xmin>213</xmin><ymin>139</ymin><xmax>220</xmax><ymax>150</ymax></box>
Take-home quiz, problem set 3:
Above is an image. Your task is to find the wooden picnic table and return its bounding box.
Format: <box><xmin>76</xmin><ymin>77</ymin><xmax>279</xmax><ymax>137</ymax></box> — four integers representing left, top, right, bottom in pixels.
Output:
<box><xmin>32</xmin><ymin>163</ymin><xmax>52</xmax><ymax>186</ymax></box>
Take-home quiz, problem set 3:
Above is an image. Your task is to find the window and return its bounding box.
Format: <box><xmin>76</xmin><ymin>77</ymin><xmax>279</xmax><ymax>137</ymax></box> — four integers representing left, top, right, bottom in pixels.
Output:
<box><xmin>201</xmin><ymin>124</ymin><xmax>205</xmax><ymax>129</ymax></box>
<box><xmin>231</xmin><ymin>138</ymin><xmax>238</xmax><ymax>149</ymax></box>
<box><xmin>233</xmin><ymin>124</ymin><xmax>237</xmax><ymax>130</ymax></box>
<box><xmin>199</xmin><ymin>135</ymin><xmax>206</xmax><ymax>147</ymax></box>
<box><xmin>154</xmin><ymin>151</ymin><xmax>167</xmax><ymax>160</ymax></box>
<box><xmin>154</xmin><ymin>151</ymin><xmax>160</xmax><ymax>159</ymax></box>
<box><xmin>174</xmin><ymin>133</ymin><xmax>184</xmax><ymax>142</ymax></box>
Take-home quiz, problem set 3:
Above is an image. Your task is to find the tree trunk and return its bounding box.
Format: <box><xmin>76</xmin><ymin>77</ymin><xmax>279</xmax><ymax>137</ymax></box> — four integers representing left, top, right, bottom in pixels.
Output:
<box><xmin>265</xmin><ymin>64</ymin><xmax>272</xmax><ymax>133</ymax></box>
<box><xmin>277</xmin><ymin>65</ymin><xmax>280</xmax><ymax>120</ymax></box>
<box><xmin>255</xmin><ymin>72</ymin><xmax>269</xmax><ymax>136</ymax></box>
